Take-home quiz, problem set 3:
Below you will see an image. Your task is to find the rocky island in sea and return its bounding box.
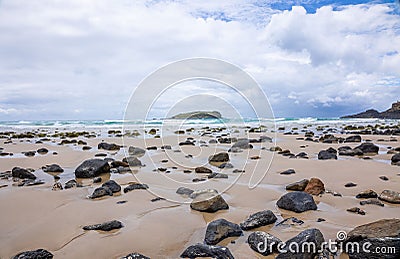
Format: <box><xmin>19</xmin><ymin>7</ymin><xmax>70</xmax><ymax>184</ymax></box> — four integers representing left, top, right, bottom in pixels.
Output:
<box><xmin>170</xmin><ymin>111</ymin><xmax>222</xmax><ymax>120</ymax></box>
<box><xmin>342</xmin><ymin>101</ymin><xmax>400</xmax><ymax>119</ymax></box>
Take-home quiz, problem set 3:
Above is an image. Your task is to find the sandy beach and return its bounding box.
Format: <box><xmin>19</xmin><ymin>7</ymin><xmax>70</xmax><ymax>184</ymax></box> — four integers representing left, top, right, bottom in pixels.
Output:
<box><xmin>0</xmin><ymin>122</ymin><xmax>399</xmax><ymax>258</ymax></box>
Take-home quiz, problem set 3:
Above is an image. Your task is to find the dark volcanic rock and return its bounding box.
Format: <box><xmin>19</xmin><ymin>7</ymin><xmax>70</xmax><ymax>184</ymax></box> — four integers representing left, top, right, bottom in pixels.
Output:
<box><xmin>98</xmin><ymin>142</ymin><xmax>120</xmax><ymax>151</ymax></box>
<box><xmin>345</xmin><ymin>135</ymin><xmax>362</xmax><ymax>143</ymax></box>
<box><xmin>229</xmin><ymin>139</ymin><xmax>253</xmax><ymax>150</ymax></box>
<box><xmin>296</xmin><ymin>152</ymin><xmax>309</xmax><ymax>159</ymax></box>
<box><xmin>13</xmin><ymin>249</ymin><xmax>53</xmax><ymax>259</ymax></box>
<box><xmin>338</xmin><ymin>146</ymin><xmax>363</xmax><ymax>156</ymax></box>
<box><xmin>286</xmin><ymin>179</ymin><xmax>309</xmax><ymax>191</ymax></box>
<box><xmin>379</xmin><ymin>190</ymin><xmax>400</xmax><ymax>204</ymax></box>
<box><xmin>355</xmin><ymin>142</ymin><xmax>379</xmax><ymax>154</ymax></box>
<box><xmin>12</xmin><ymin>167</ymin><xmax>36</xmax><ymax>180</ymax></box>
<box><xmin>318</xmin><ymin>150</ymin><xmax>337</xmax><ymax>160</ymax></box>
<box><xmin>42</xmin><ymin>164</ymin><xmax>64</xmax><ymax>173</ymax></box>
<box><xmin>93</xmin><ymin>177</ymin><xmax>102</xmax><ymax>183</ymax></box>
<box><xmin>345</xmin><ymin>182</ymin><xmax>357</xmax><ymax>187</ymax></box>
<box><xmin>205</xmin><ymin>219</ymin><xmax>242</xmax><ymax>245</ymax></box>
<box><xmin>356</xmin><ymin>189</ymin><xmax>378</xmax><ymax>199</ymax></box>
<box><xmin>248</xmin><ymin>231</ymin><xmax>281</xmax><ymax>256</ymax></box>
<box><xmin>280</xmin><ymin>168</ymin><xmax>296</xmax><ymax>175</ymax></box>
<box><xmin>64</xmin><ymin>179</ymin><xmax>77</xmax><ymax>189</ymax></box>
<box><xmin>75</xmin><ymin>159</ymin><xmax>110</xmax><ymax>178</ymax></box>
<box><xmin>83</xmin><ymin>220</ymin><xmax>123</xmax><ymax>231</ymax></box>
<box><xmin>122</xmin><ymin>156</ymin><xmax>143</xmax><ymax>167</ymax></box>
<box><xmin>102</xmin><ymin>180</ymin><xmax>121</xmax><ymax>193</ymax></box>
<box><xmin>18</xmin><ymin>179</ymin><xmax>45</xmax><ymax>187</ymax></box>
<box><xmin>359</xmin><ymin>199</ymin><xmax>384</xmax><ymax>207</ymax></box>
<box><xmin>176</xmin><ymin>187</ymin><xmax>194</xmax><ymax>196</ymax></box>
<box><xmin>277</xmin><ymin>191</ymin><xmax>317</xmax><ymax>213</ymax></box>
<box><xmin>218</xmin><ymin>163</ymin><xmax>234</xmax><ymax>169</ymax></box>
<box><xmin>23</xmin><ymin>151</ymin><xmax>36</xmax><ymax>157</ymax></box>
<box><xmin>82</xmin><ymin>146</ymin><xmax>92</xmax><ymax>150</ymax></box>
<box><xmin>180</xmin><ymin>243</ymin><xmax>234</xmax><ymax>259</ymax></box>
<box><xmin>240</xmin><ymin>210</ymin><xmax>277</xmax><ymax>230</ymax></box>
<box><xmin>128</xmin><ymin>146</ymin><xmax>146</xmax><ymax>157</ymax></box>
<box><xmin>276</xmin><ymin>228</ymin><xmax>324</xmax><ymax>259</ymax></box>
<box><xmin>111</xmin><ymin>160</ymin><xmax>129</xmax><ymax>168</ymax></box>
<box><xmin>342</xmin><ymin>219</ymin><xmax>400</xmax><ymax>259</ymax></box>
<box><xmin>179</xmin><ymin>140</ymin><xmax>195</xmax><ymax>146</ymax></box>
<box><xmin>123</xmin><ymin>183</ymin><xmax>149</xmax><ymax>193</ymax></box>
<box><xmin>190</xmin><ymin>190</ymin><xmax>229</xmax><ymax>213</ymax></box>
<box><xmin>347</xmin><ymin>207</ymin><xmax>366</xmax><ymax>215</ymax></box>
<box><xmin>391</xmin><ymin>153</ymin><xmax>400</xmax><ymax>165</ymax></box>
<box><xmin>121</xmin><ymin>252</ymin><xmax>150</xmax><ymax>259</ymax></box>
<box><xmin>195</xmin><ymin>166</ymin><xmax>212</xmax><ymax>174</ymax></box>
<box><xmin>208</xmin><ymin>152</ymin><xmax>229</xmax><ymax>163</ymax></box>
<box><xmin>379</xmin><ymin>175</ymin><xmax>389</xmax><ymax>181</ymax></box>
<box><xmin>37</xmin><ymin>148</ymin><xmax>49</xmax><ymax>154</ymax></box>
<box><xmin>90</xmin><ymin>187</ymin><xmax>113</xmax><ymax>199</ymax></box>
<box><xmin>208</xmin><ymin>172</ymin><xmax>228</xmax><ymax>179</ymax></box>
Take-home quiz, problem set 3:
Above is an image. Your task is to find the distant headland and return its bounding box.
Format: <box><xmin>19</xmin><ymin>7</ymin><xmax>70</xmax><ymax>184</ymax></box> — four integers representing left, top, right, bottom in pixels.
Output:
<box><xmin>341</xmin><ymin>101</ymin><xmax>400</xmax><ymax>119</ymax></box>
<box><xmin>170</xmin><ymin>111</ymin><xmax>222</xmax><ymax>120</ymax></box>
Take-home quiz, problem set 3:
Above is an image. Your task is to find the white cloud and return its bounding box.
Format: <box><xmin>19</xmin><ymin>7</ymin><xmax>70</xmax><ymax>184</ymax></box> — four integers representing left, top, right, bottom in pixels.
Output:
<box><xmin>0</xmin><ymin>0</ymin><xmax>398</xmax><ymax>119</ymax></box>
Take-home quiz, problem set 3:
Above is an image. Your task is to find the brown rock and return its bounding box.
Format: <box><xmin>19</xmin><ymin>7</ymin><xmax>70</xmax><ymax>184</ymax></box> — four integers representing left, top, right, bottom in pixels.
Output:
<box><xmin>304</xmin><ymin>178</ymin><xmax>325</xmax><ymax>195</ymax></box>
<box><xmin>286</xmin><ymin>179</ymin><xmax>309</xmax><ymax>191</ymax></box>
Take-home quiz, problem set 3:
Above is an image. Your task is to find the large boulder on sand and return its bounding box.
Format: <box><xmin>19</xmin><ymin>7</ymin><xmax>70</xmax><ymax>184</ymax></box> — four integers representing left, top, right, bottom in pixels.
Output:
<box><xmin>208</xmin><ymin>152</ymin><xmax>229</xmax><ymax>163</ymax></box>
<box><xmin>318</xmin><ymin>149</ymin><xmax>337</xmax><ymax>160</ymax></box>
<box><xmin>341</xmin><ymin>219</ymin><xmax>400</xmax><ymax>259</ymax></box>
<box><xmin>13</xmin><ymin>249</ymin><xmax>53</xmax><ymax>259</ymax></box>
<box><xmin>276</xmin><ymin>228</ymin><xmax>324</xmax><ymax>258</ymax></box>
<box><xmin>286</xmin><ymin>179</ymin><xmax>309</xmax><ymax>191</ymax></box>
<box><xmin>12</xmin><ymin>167</ymin><xmax>36</xmax><ymax>180</ymax></box>
<box><xmin>204</xmin><ymin>219</ymin><xmax>242</xmax><ymax>245</ymax></box>
<box><xmin>248</xmin><ymin>231</ymin><xmax>281</xmax><ymax>256</ymax></box>
<box><xmin>355</xmin><ymin>142</ymin><xmax>379</xmax><ymax>154</ymax></box>
<box><xmin>277</xmin><ymin>191</ymin><xmax>317</xmax><ymax>213</ymax></box>
<box><xmin>75</xmin><ymin>159</ymin><xmax>110</xmax><ymax>178</ymax></box>
<box><xmin>391</xmin><ymin>153</ymin><xmax>400</xmax><ymax>165</ymax></box>
<box><xmin>379</xmin><ymin>190</ymin><xmax>400</xmax><ymax>204</ymax></box>
<box><xmin>240</xmin><ymin>210</ymin><xmax>277</xmax><ymax>230</ymax></box>
<box><xmin>190</xmin><ymin>189</ymin><xmax>229</xmax><ymax>213</ymax></box>
<box><xmin>180</xmin><ymin>243</ymin><xmax>234</xmax><ymax>259</ymax></box>
<box><xmin>128</xmin><ymin>146</ymin><xmax>146</xmax><ymax>157</ymax></box>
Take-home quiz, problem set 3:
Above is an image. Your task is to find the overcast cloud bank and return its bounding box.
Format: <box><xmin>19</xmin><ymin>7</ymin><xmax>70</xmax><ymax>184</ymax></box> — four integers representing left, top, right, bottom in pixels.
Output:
<box><xmin>0</xmin><ymin>0</ymin><xmax>399</xmax><ymax>120</ymax></box>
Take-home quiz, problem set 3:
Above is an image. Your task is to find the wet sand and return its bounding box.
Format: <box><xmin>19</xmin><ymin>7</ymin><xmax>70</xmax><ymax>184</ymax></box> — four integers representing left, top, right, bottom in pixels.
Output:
<box><xmin>0</xmin><ymin>126</ymin><xmax>399</xmax><ymax>258</ymax></box>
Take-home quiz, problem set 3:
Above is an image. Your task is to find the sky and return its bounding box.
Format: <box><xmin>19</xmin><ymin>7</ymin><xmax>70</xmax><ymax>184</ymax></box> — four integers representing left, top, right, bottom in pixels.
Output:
<box><xmin>0</xmin><ymin>0</ymin><xmax>399</xmax><ymax>120</ymax></box>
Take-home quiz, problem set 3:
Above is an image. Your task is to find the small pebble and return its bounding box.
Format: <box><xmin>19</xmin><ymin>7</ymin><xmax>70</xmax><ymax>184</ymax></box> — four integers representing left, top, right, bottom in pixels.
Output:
<box><xmin>379</xmin><ymin>176</ymin><xmax>389</xmax><ymax>181</ymax></box>
<box><xmin>151</xmin><ymin>197</ymin><xmax>165</xmax><ymax>202</ymax></box>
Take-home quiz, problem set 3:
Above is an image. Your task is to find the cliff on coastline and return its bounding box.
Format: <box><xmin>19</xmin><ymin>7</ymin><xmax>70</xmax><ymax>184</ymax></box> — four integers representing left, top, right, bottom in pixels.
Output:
<box><xmin>341</xmin><ymin>101</ymin><xmax>400</xmax><ymax>119</ymax></box>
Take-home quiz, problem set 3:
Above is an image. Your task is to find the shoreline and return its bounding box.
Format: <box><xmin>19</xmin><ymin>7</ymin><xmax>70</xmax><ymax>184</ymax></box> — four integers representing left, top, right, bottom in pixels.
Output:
<box><xmin>0</xmin><ymin>123</ymin><xmax>399</xmax><ymax>258</ymax></box>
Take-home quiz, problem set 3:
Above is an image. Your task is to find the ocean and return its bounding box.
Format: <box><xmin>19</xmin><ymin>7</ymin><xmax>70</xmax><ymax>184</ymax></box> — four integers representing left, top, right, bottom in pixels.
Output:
<box><xmin>0</xmin><ymin>117</ymin><xmax>398</xmax><ymax>130</ymax></box>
